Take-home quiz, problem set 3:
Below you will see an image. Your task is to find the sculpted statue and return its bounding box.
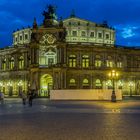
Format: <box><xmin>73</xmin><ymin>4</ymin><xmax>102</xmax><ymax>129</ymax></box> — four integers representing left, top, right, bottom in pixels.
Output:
<box><xmin>42</xmin><ymin>5</ymin><xmax>57</xmax><ymax>20</ymax></box>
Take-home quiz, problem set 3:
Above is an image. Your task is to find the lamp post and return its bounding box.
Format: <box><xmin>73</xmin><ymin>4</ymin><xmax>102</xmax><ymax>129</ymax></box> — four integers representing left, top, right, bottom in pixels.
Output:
<box><xmin>108</xmin><ymin>70</ymin><xmax>119</xmax><ymax>102</ymax></box>
<box><xmin>129</xmin><ymin>82</ymin><xmax>133</xmax><ymax>97</ymax></box>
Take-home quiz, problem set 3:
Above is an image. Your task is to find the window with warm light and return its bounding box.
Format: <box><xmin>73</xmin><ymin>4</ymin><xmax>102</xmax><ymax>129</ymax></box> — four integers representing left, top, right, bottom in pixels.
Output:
<box><xmin>2</xmin><ymin>58</ymin><xmax>6</xmax><ymax>70</ymax></box>
<box><xmin>82</xmin><ymin>79</ymin><xmax>89</xmax><ymax>86</ymax></box>
<box><xmin>106</xmin><ymin>56</ymin><xmax>113</xmax><ymax>67</ymax></box>
<box><xmin>95</xmin><ymin>55</ymin><xmax>102</xmax><ymax>67</ymax></box>
<box><xmin>19</xmin><ymin>56</ymin><xmax>24</xmax><ymax>69</ymax></box>
<box><xmin>82</xmin><ymin>55</ymin><xmax>89</xmax><ymax>68</ymax></box>
<box><xmin>118</xmin><ymin>80</ymin><xmax>123</xmax><ymax>89</ymax></box>
<box><xmin>106</xmin><ymin>80</ymin><xmax>112</xmax><ymax>89</ymax></box>
<box><xmin>106</xmin><ymin>60</ymin><xmax>113</xmax><ymax>67</ymax></box>
<box><xmin>117</xmin><ymin>62</ymin><xmax>122</xmax><ymax>68</ymax></box>
<box><xmin>95</xmin><ymin>79</ymin><xmax>102</xmax><ymax>89</ymax></box>
<box><xmin>69</xmin><ymin>79</ymin><xmax>76</xmax><ymax>86</ymax></box>
<box><xmin>10</xmin><ymin>57</ymin><xmax>14</xmax><ymax>70</ymax></box>
<box><xmin>95</xmin><ymin>60</ymin><xmax>102</xmax><ymax>67</ymax></box>
<box><xmin>69</xmin><ymin>55</ymin><xmax>76</xmax><ymax>67</ymax></box>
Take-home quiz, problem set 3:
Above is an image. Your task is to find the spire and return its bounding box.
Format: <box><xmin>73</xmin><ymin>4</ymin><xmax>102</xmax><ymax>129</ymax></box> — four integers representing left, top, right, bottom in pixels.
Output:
<box><xmin>33</xmin><ymin>17</ymin><xmax>38</xmax><ymax>29</ymax></box>
<box><xmin>70</xmin><ymin>9</ymin><xmax>76</xmax><ymax>18</ymax></box>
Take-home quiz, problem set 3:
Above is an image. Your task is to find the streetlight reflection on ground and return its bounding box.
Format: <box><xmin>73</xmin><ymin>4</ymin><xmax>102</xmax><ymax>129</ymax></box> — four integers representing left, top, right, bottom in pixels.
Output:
<box><xmin>108</xmin><ymin>70</ymin><xmax>119</xmax><ymax>102</ymax></box>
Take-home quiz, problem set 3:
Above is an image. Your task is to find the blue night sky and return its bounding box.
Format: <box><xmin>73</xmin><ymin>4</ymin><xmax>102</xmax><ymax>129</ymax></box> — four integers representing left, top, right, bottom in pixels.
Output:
<box><xmin>0</xmin><ymin>0</ymin><xmax>140</xmax><ymax>48</ymax></box>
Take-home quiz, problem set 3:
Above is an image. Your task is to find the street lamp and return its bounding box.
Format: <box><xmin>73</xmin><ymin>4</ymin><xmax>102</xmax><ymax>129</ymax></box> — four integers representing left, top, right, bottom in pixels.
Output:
<box><xmin>108</xmin><ymin>70</ymin><xmax>119</xmax><ymax>102</ymax></box>
<box><xmin>129</xmin><ymin>81</ymin><xmax>133</xmax><ymax>97</ymax></box>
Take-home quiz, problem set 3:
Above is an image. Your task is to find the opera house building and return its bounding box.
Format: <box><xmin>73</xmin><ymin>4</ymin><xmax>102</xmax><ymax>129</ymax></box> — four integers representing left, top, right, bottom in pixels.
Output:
<box><xmin>0</xmin><ymin>6</ymin><xmax>140</xmax><ymax>100</ymax></box>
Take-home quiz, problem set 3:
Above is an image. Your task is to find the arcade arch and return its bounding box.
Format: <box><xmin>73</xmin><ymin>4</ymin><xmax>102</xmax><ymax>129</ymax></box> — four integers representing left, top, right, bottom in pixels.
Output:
<box><xmin>40</xmin><ymin>74</ymin><xmax>53</xmax><ymax>97</ymax></box>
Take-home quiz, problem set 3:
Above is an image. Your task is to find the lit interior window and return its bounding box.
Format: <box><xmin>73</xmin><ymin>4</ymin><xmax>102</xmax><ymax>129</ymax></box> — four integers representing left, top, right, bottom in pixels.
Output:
<box><xmin>69</xmin><ymin>55</ymin><xmax>76</xmax><ymax>67</ymax></box>
<box><xmin>19</xmin><ymin>56</ymin><xmax>24</xmax><ymax>69</ymax></box>
<box><xmin>95</xmin><ymin>79</ymin><xmax>102</xmax><ymax>88</ymax></box>
<box><xmin>82</xmin><ymin>55</ymin><xmax>89</xmax><ymax>68</ymax></box>
<box><xmin>83</xmin><ymin>79</ymin><xmax>89</xmax><ymax>86</ymax></box>
<box><xmin>69</xmin><ymin>79</ymin><xmax>76</xmax><ymax>86</ymax></box>
<box><xmin>10</xmin><ymin>57</ymin><xmax>14</xmax><ymax>70</ymax></box>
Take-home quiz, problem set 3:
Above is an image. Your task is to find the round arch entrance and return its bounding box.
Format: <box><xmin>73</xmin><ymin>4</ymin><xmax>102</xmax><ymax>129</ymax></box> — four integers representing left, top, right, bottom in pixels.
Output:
<box><xmin>40</xmin><ymin>74</ymin><xmax>53</xmax><ymax>97</ymax></box>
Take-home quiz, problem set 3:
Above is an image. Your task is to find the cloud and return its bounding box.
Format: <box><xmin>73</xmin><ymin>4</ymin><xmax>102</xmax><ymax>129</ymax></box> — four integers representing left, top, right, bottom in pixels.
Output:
<box><xmin>115</xmin><ymin>25</ymin><xmax>139</xmax><ymax>39</ymax></box>
<box><xmin>121</xmin><ymin>26</ymin><xmax>137</xmax><ymax>38</ymax></box>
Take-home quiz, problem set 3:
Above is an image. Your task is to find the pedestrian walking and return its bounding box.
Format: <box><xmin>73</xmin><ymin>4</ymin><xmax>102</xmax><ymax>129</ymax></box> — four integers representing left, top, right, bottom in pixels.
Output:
<box><xmin>20</xmin><ymin>90</ymin><xmax>27</xmax><ymax>105</ymax></box>
<box><xmin>0</xmin><ymin>91</ymin><xmax>4</xmax><ymax>105</ymax></box>
<box><xmin>28</xmin><ymin>90</ymin><xmax>34</xmax><ymax>107</ymax></box>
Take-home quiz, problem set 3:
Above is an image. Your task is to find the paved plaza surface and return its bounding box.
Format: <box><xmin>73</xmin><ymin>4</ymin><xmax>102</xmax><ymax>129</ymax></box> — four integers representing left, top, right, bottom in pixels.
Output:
<box><xmin>0</xmin><ymin>98</ymin><xmax>140</xmax><ymax>140</ymax></box>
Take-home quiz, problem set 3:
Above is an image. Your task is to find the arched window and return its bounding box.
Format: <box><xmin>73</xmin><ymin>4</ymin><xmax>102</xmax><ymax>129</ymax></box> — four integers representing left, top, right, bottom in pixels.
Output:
<box><xmin>118</xmin><ymin>80</ymin><xmax>123</xmax><ymax>89</ymax></box>
<box><xmin>106</xmin><ymin>80</ymin><xmax>112</xmax><ymax>89</ymax></box>
<box><xmin>82</xmin><ymin>79</ymin><xmax>89</xmax><ymax>86</ymax></box>
<box><xmin>69</xmin><ymin>79</ymin><xmax>76</xmax><ymax>86</ymax></box>
<box><xmin>69</xmin><ymin>55</ymin><xmax>76</xmax><ymax>67</ymax></box>
<box><xmin>19</xmin><ymin>56</ymin><xmax>24</xmax><ymax>69</ymax></box>
<box><xmin>82</xmin><ymin>55</ymin><xmax>89</xmax><ymax>68</ymax></box>
<box><xmin>106</xmin><ymin>56</ymin><xmax>113</xmax><ymax>67</ymax></box>
<box><xmin>95</xmin><ymin>55</ymin><xmax>102</xmax><ymax>67</ymax></box>
<box><xmin>95</xmin><ymin>79</ymin><xmax>102</xmax><ymax>89</ymax></box>
<box><xmin>2</xmin><ymin>58</ymin><xmax>6</xmax><ymax>70</ymax></box>
<box><xmin>10</xmin><ymin>57</ymin><xmax>14</xmax><ymax>70</ymax></box>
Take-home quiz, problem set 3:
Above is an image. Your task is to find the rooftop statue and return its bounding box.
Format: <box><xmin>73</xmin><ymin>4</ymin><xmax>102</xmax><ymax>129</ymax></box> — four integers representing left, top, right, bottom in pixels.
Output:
<box><xmin>42</xmin><ymin>5</ymin><xmax>57</xmax><ymax>20</ymax></box>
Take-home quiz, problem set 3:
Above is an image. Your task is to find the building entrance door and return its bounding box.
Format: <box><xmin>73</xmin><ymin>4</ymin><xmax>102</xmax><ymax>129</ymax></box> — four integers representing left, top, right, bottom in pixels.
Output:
<box><xmin>40</xmin><ymin>74</ymin><xmax>53</xmax><ymax>97</ymax></box>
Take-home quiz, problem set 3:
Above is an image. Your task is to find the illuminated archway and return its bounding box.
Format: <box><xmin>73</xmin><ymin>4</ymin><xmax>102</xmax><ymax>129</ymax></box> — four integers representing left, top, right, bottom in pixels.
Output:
<box><xmin>40</xmin><ymin>74</ymin><xmax>53</xmax><ymax>97</ymax></box>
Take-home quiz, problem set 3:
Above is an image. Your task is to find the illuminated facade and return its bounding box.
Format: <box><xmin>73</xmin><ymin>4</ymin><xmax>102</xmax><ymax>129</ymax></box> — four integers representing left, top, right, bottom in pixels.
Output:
<box><xmin>0</xmin><ymin>5</ymin><xmax>140</xmax><ymax>97</ymax></box>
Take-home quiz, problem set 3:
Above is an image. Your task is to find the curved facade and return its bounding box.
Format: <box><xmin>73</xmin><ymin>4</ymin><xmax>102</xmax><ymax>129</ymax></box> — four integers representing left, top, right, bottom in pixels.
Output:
<box><xmin>13</xmin><ymin>18</ymin><xmax>115</xmax><ymax>46</ymax></box>
<box><xmin>0</xmin><ymin>6</ymin><xmax>140</xmax><ymax>97</ymax></box>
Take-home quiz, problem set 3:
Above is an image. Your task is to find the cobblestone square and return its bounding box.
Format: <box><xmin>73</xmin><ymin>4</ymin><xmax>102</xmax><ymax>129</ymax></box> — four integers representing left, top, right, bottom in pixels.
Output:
<box><xmin>0</xmin><ymin>99</ymin><xmax>140</xmax><ymax>140</ymax></box>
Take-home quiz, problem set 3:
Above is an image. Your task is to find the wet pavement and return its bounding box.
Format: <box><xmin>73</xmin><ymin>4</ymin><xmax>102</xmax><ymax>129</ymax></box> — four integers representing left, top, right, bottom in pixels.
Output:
<box><xmin>0</xmin><ymin>99</ymin><xmax>140</xmax><ymax>140</ymax></box>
